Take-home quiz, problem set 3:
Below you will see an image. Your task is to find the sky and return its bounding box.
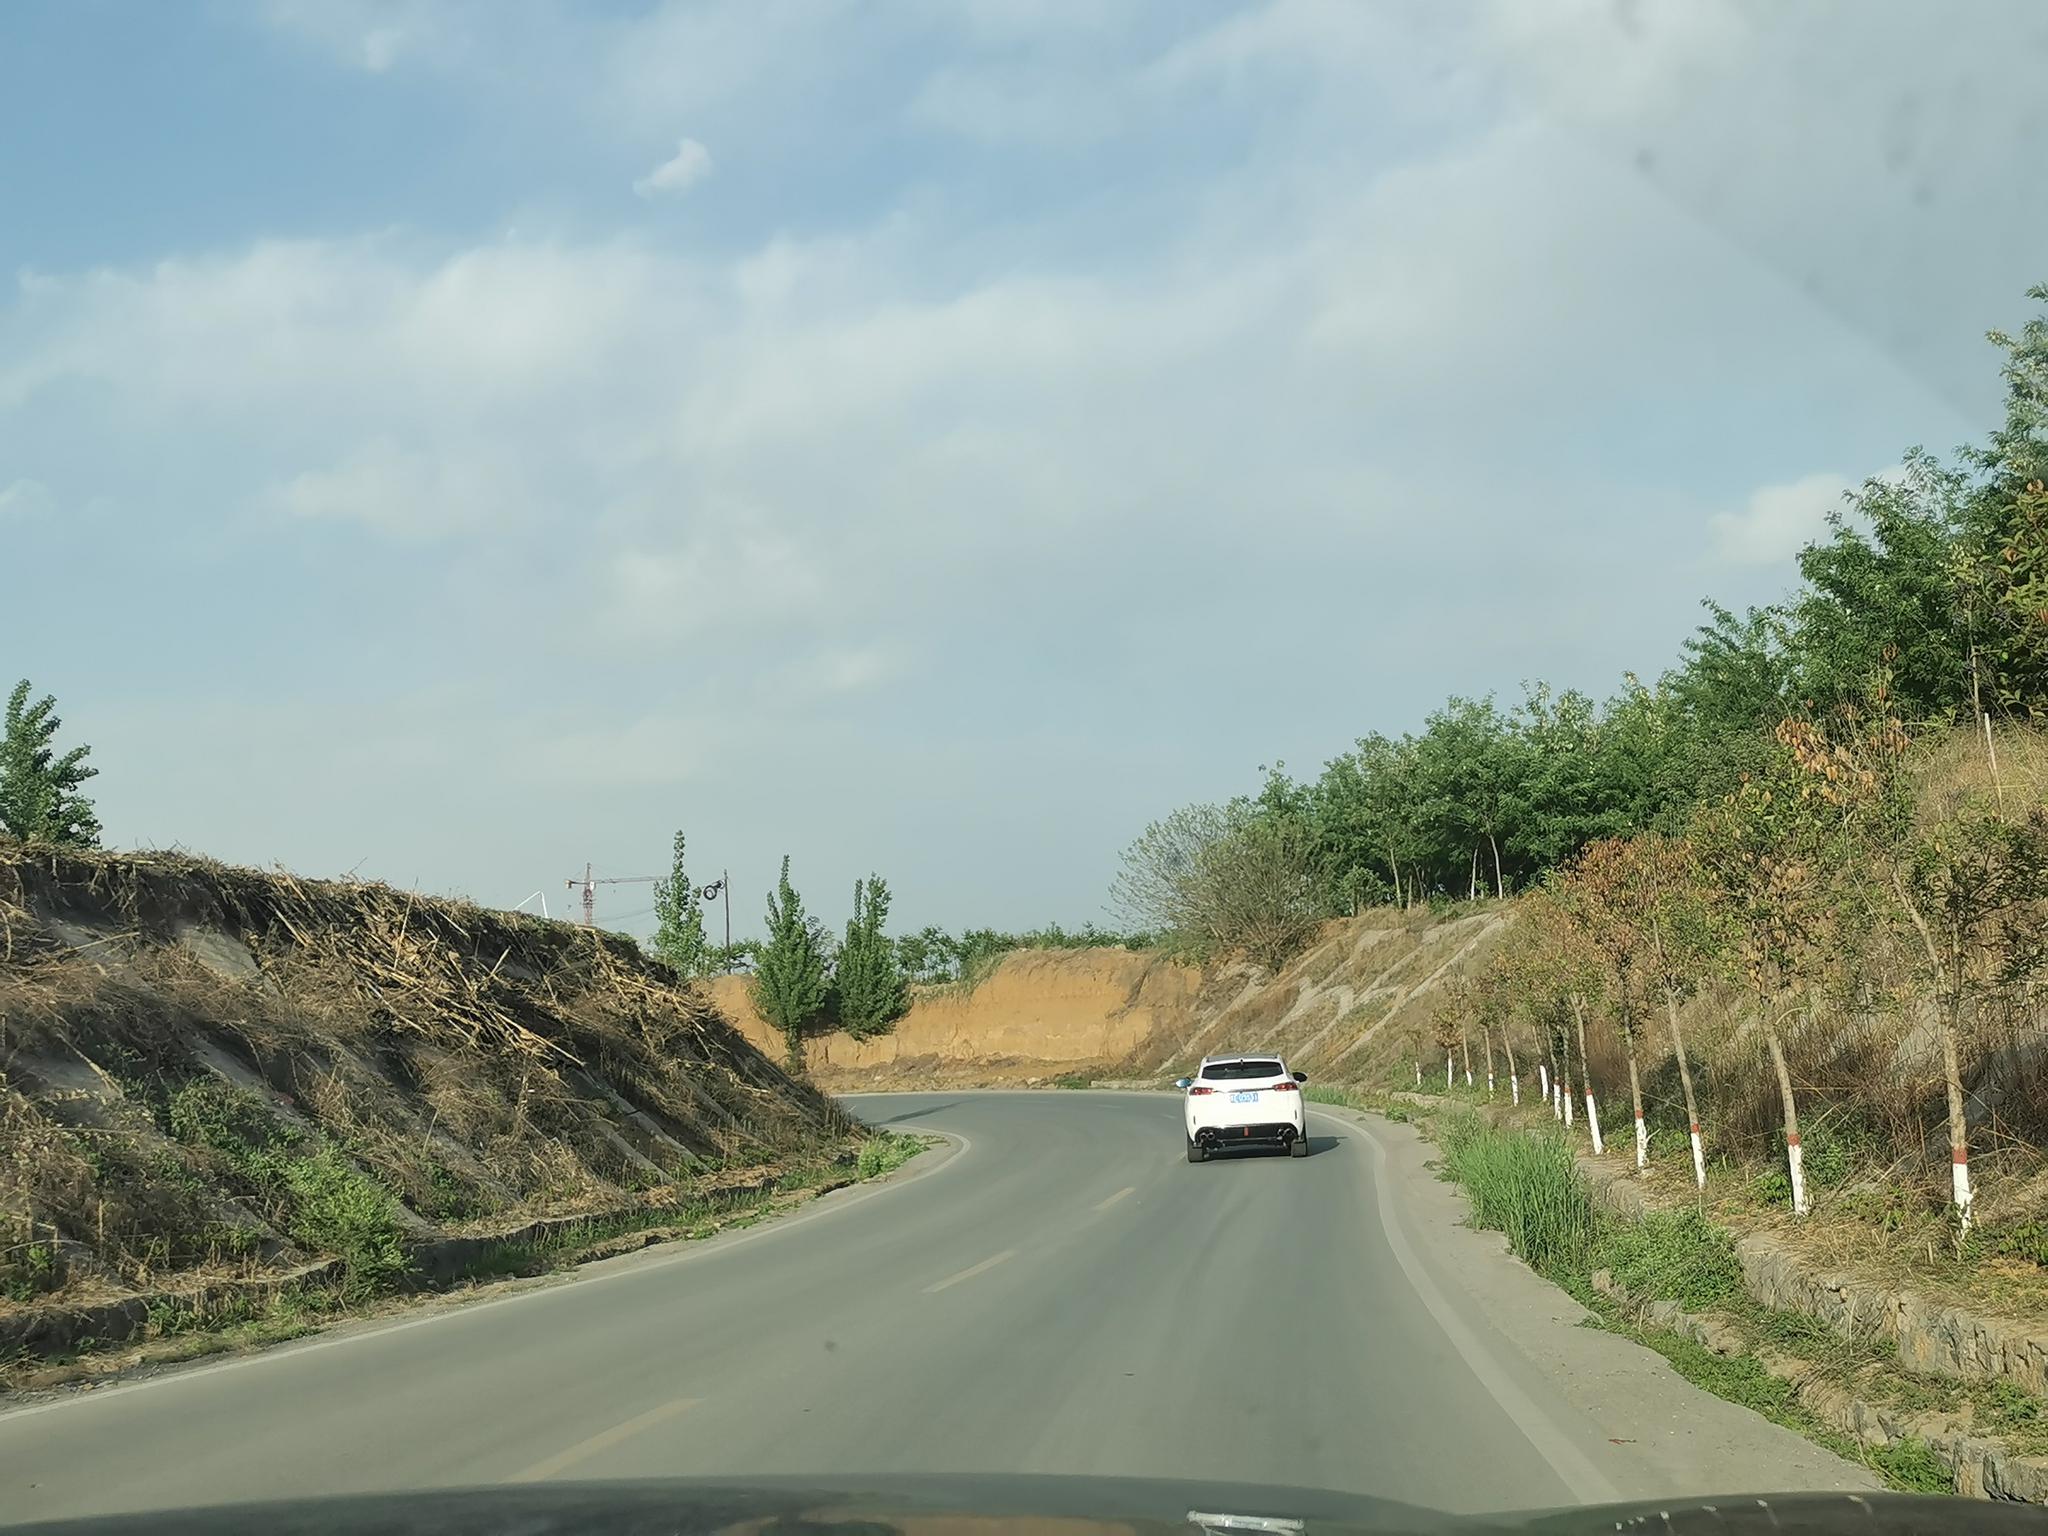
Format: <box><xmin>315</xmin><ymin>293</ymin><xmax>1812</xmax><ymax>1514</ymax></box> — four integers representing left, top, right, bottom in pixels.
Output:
<box><xmin>3</xmin><ymin>1</ymin><xmax>2046</xmax><ymax>941</ymax></box>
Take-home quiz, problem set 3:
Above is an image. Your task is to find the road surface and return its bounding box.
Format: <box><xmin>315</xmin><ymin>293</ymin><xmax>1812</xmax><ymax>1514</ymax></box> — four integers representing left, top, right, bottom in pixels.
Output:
<box><xmin>0</xmin><ymin>1092</ymin><xmax>1872</xmax><ymax>1525</ymax></box>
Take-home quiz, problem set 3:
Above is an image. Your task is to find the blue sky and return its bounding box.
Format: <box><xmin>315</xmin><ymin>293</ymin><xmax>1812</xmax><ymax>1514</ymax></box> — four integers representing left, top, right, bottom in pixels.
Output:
<box><xmin>4</xmin><ymin>1</ymin><xmax>2044</xmax><ymax>939</ymax></box>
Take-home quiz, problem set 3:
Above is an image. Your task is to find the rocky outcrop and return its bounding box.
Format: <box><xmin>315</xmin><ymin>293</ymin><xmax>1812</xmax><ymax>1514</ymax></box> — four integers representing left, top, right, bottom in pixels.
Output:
<box><xmin>1736</xmin><ymin>1233</ymin><xmax>2048</xmax><ymax>1400</ymax></box>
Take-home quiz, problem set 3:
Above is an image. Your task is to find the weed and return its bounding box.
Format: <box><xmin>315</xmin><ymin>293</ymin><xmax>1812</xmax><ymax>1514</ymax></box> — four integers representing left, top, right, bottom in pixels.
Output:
<box><xmin>1598</xmin><ymin>1209</ymin><xmax>1742</xmax><ymax>1311</ymax></box>
<box><xmin>1052</xmin><ymin>1073</ymin><xmax>1093</xmax><ymax>1090</ymax></box>
<box><xmin>1866</xmin><ymin>1436</ymin><xmax>1956</xmax><ymax>1494</ymax></box>
<box><xmin>1434</xmin><ymin>1111</ymin><xmax>1597</xmax><ymax>1279</ymax></box>
<box><xmin>1</xmin><ymin>1239</ymin><xmax>59</xmax><ymax>1301</ymax></box>
<box><xmin>1980</xmin><ymin>1219</ymin><xmax>2048</xmax><ymax>1268</ymax></box>
<box><xmin>856</xmin><ymin>1133</ymin><xmax>923</xmax><ymax>1180</ymax></box>
<box><xmin>280</xmin><ymin>1148</ymin><xmax>408</xmax><ymax>1296</ymax></box>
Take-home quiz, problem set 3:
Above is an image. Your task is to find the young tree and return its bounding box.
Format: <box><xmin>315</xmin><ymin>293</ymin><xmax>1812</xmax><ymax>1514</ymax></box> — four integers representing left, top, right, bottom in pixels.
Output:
<box><xmin>1502</xmin><ymin>894</ymin><xmax>1603</xmax><ymax>1144</ymax></box>
<box><xmin>1564</xmin><ymin>843</ymin><xmax>1655</xmax><ymax>1171</ymax></box>
<box><xmin>1631</xmin><ymin>832</ymin><xmax>1717</xmax><ymax>1192</ymax></box>
<box><xmin>836</xmin><ymin>875</ymin><xmax>910</xmax><ymax>1040</ymax></box>
<box><xmin>1475</xmin><ymin>955</ymin><xmax>1519</xmax><ymax>1104</ymax></box>
<box><xmin>651</xmin><ymin>831</ymin><xmax>713</xmax><ymax>981</ymax></box>
<box><xmin>1691</xmin><ymin>749</ymin><xmax>1846</xmax><ymax>1215</ymax></box>
<box><xmin>1432</xmin><ymin>979</ymin><xmax>1472</xmax><ymax>1091</ymax></box>
<box><xmin>752</xmin><ymin>857</ymin><xmax>831</xmax><ymax>1073</ymax></box>
<box><xmin>0</xmin><ymin>680</ymin><xmax>100</xmax><ymax>847</ymax></box>
<box><xmin>1783</xmin><ymin>694</ymin><xmax>2048</xmax><ymax>1235</ymax></box>
<box><xmin>1530</xmin><ymin>892</ymin><xmax>1609</xmax><ymax>1154</ymax></box>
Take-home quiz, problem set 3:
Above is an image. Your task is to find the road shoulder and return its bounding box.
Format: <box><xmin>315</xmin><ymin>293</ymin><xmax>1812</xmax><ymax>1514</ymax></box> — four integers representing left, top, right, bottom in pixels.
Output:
<box><xmin>1311</xmin><ymin>1102</ymin><xmax>1880</xmax><ymax>1502</ymax></box>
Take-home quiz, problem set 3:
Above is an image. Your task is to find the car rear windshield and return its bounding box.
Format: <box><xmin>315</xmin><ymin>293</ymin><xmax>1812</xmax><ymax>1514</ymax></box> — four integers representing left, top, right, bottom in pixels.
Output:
<box><xmin>1201</xmin><ymin>1060</ymin><xmax>1283</xmax><ymax>1081</ymax></box>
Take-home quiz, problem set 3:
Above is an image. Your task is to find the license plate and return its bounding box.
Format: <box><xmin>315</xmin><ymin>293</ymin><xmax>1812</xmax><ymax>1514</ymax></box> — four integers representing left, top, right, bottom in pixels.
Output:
<box><xmin>1230</xmin><ymin>1090</ymin><xmax>1259</xmax><ymax>1103</ymax></box>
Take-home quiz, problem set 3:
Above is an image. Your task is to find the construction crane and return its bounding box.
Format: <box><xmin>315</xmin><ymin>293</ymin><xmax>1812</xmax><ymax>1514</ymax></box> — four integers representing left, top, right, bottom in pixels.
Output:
<box><xmin>564</xmin><ymin>863</ymin><xmax>658</xmax><ymax>928</ymax></box>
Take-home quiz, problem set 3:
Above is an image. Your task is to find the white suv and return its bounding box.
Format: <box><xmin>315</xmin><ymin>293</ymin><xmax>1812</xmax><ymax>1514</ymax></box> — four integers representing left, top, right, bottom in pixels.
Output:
<box><xmin>1177</xmin><ymin>1054</ymin><xmax>1309</xmax><ymax>1161</ymax></box>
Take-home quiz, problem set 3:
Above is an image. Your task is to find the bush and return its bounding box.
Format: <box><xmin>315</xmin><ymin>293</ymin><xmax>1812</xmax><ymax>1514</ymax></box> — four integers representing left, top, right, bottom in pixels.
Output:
<box><xmin>855</xmin><ymin>1133</ymin><xmax>922</xmax><ymax>1180</ymax></box>
<box><xmin>1434</xmin><ymin>1111</ymin><xmax>1597</xmax><ymax>1278</ymax></box>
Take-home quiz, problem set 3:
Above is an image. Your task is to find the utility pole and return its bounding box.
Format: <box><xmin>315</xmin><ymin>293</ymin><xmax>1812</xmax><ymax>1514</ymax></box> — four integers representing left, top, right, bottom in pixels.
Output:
<box><xmin>722</xmin><ymin>868</ymin><xmax>731</xmax><ymax>968</ymax></box>
<box><xmin>564</xmin><ymin>863</ymin><xmax>659</xmax><ymax>928</ymax></box>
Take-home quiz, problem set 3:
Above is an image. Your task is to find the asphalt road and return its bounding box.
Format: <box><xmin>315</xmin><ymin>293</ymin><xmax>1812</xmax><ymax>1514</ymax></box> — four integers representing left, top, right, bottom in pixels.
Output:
<box><xmin>0</xmin><ymin>1093</ymin><xmax>1872</xmax><ymax>1525</ymax></box>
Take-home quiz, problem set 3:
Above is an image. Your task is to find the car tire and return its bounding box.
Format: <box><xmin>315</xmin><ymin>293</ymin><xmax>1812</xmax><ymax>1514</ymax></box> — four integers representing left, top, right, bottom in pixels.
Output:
<box><xmin>1186</xmin><ymin>1140</ymin><xmax>1207</xmax><ymax>1164</ymax></box>
<box><xmin>1289</xmin><ymin>1134</ymin><xmax>1309</xmax><ymax>1158</ymax></box>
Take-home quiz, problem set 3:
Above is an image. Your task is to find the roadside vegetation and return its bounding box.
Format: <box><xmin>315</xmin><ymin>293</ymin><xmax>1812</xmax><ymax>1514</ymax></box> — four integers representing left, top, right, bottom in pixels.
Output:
<box><xmin>1123</xmin><ymin>284</ymin><xmax>2048</xmax><ymax>1251</ymax></box>
<box><xmin>1421</xmin><ymin>1109</ymin><xmax>2029</xmax><ymax>1496</ymax></box>
<box><xmin>3</xmin><ymin>1121</ymin><xmax>928</xmax><ymax>1392</ymax></box>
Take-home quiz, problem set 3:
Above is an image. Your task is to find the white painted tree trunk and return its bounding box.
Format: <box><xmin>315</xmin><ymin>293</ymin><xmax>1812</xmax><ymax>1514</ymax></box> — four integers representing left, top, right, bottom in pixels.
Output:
<box><xmin>1446</xmin><ymin>1054</ymin><xmax>1454</xmax><ymax>1090</ymax></box>
<box><xmin>1763</xmin><ymin>1024</ymin><xmax>1810</xmax><ymax>1217</ymax></box>
<box><xmin>1625</xmin><ymin>1039</ymin><xmax>1647</xmax><ymax>1171</ymax></box>
<box><xmin>1688</xmin><ymin>1123</ymin><xmax>1706</xmax><ymax>1190</ymax></box>
<box><xmin>1510</xmin><ymin>1073</ymin><xmax>1520</xmax><ymax>1105</ymax></box>
<box><xmin>1415</xmin><ymin>1061</ymin><xmax>1423</xmax><ymax>1087</ymax></box>
<box><xmin>1538</xmin><ymin>1062</ymin><xmax>1549</xmax><ymax>1103</ymax></box>
<box><xmin>1941</xmin><ymin>1010</ymin><xmax>1973</xmax><ymax>1236</ymax></box>
<box><xmin>1584</xmin><ymin>1092</ymin><xmax>1603</xmax><ymax>1154</ymax></box>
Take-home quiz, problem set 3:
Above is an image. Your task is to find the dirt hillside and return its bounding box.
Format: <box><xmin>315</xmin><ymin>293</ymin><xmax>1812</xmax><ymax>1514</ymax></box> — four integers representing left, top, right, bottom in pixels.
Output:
<box><xmin>0</xmin><ymin>846</ymin><xmax>848</xmax><ymax>1314</ymax></box>
<box><xmin>711</xmin><ymin>946</ymin><xmax>1201</xmax><ymax>1083</ymax></box>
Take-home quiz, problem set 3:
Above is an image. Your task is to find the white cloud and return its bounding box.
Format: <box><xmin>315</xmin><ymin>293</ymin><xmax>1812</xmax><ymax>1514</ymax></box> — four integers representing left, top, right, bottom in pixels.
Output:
<box><xmin>633</xmin><ymin>138</ymin><xmax>714</xmax><ymax>199</ymax></box>
<box><xmin>24</xmin><ymin>0</ymin><xmax>2048</xmax><ymax>931</ymax></box>
<box><xmin>265</xmin><ymin>441</ymin><xmax>521</xmax><ymax>540</ymax></box>
<box><xmin>361</xmin><ymin>27</ymin><xmax>404</xmax><ymax>71</ymax></box>
<box><xmin>804</xmin><ymin>644</ymin><xmax>903</xmax><ymax>695</ymax></box>
<box><xmin>1709</xmin><ymin>470</ymin><xmax>1882</xmax><ymax>566</ymax></box>
<box><xmin>608</xmin><ymin>524</ymin><xmax>825</xmax><ymax>642</ymax></box>
<box><xmin>0</xmin><ymin>478</ymin><xmax>54</xmax><ymax>520</ymax></box>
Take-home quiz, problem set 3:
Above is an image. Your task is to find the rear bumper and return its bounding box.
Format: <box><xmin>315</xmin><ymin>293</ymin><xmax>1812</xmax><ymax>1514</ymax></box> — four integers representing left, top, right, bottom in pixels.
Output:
<box><xmin>1191</xmin><ymin>1121</ymin><xmax>1300</xmax><ymax>1148</ymax></box>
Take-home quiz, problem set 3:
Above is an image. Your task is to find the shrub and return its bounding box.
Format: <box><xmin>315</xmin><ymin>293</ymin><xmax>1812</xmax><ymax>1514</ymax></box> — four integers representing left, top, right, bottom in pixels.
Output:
<box><xmin>1435</xmin><ymin>1111</ymin><xmax>1597</xmax><ymax>1278</ymax></box>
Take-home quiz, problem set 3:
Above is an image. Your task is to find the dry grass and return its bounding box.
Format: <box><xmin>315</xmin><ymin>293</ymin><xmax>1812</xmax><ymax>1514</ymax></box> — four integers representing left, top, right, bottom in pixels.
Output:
<box><xmin>0</xmin><ymin>844</ymin><xmax>850</xmax><ymax>1312</ymax></box>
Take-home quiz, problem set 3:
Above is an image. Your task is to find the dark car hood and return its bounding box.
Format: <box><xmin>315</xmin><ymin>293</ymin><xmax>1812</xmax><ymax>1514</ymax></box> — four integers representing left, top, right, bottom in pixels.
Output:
<box><xmin>1</xmin><ymin>1474</ymin><xmax>2037</xmax><ymax>1536</ymax></box>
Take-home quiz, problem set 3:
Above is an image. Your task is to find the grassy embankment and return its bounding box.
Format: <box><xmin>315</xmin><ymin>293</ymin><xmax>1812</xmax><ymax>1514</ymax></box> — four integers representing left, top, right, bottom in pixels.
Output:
<box><xmin>1304</xmin><ymin>1085</ymin><xmax>2041</xmax><ymax>1495</ymax></box>
<box><xmin>5</xmin><ymin>1128</ymin><xmax>928</xmax><ymax>1390</ymax></box>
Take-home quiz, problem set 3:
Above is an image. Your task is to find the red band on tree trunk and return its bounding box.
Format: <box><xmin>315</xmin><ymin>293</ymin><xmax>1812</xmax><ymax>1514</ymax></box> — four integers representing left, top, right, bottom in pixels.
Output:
<box><xmin>1785</xmin><ymin>1133</ymin><xmax>1800</xmax><ymax>1147</ymax></box>
<box><xmin>1953</xmin><ymin>1146</ymin><xmax>1969</xmax><ymax>1164</ymax></box>
<box><xmin>1690</xmin><ymin>1123</ymin><xmax>1701</xmax><ymax>1135</ymax></box>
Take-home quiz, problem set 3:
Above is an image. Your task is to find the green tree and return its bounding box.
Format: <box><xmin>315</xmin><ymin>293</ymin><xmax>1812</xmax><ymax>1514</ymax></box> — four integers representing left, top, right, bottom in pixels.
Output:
<box><xmin>0</xmin><ymin>680</ymin><xmax>101</xmax><ymax>847</ymax></box>
<box><xmin>650</xmin><ymin>831</ymin><xmax>713</xmax><ymax>981</ymax></box>
<box><xmin>1413</xmin><ymin>697</ymin><xmax>1523</xmax><ymax>898</ymax></box>
<box><xmin>892</xmin><ymin>925</ymin><xmax>958</xmax><ymax>985</ymax></box>
<box><xmin>1788</xmin><ymin>455</ymin><xmax>1971</xmax><ymax>721</ymax></box>
<box><xmin>751</xmin><ymin>856</ymin><xmax>831</xmax><ymax>1073</ymax></box>
<box><xmin>835</xmin><ymin>875</ymin><xmax>910</xmax><ymax>1039</ymax></box>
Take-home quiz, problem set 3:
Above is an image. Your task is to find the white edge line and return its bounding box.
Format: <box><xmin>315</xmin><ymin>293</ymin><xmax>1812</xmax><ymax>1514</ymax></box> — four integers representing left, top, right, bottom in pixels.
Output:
<box><xmin>1326</xmin><ymin>1107</ymin><xmax>1622</xmax><ymax>1505</ymax></box>
<box><xmin>0</xmin><ymin>1127</ymin><xmax>972</xmax><ymax>1427</ymax></box>
<box><xmin>1093</xmin><ymin>1186</ymin><xmax>1137</xmax><ymax>1212</ymax></box>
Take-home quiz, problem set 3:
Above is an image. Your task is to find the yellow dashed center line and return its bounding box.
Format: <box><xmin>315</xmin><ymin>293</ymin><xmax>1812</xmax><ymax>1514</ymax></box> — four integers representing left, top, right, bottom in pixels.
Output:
<box><xmin>922</xmin><ymin>1248</ymin><xmax>1018</xmax><ymax>1294</ymax></box>
<box><xmin>508</xmin><ymin>1397</ymin><xmax>700</xmax><ymax>1483</ymax></box>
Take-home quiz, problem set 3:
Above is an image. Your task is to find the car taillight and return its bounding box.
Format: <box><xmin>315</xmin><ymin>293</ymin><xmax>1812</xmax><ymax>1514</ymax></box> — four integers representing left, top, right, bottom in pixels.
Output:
<box><xmin>1187</xmin><ymin>1085</ymin><xmax>1216</xmax><ymax>1096</ymax></box>
<box><xmin>1268</xmin><ymin>1080</ymin><xmax>1299</xmax><ymax>1092</ymax></box>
